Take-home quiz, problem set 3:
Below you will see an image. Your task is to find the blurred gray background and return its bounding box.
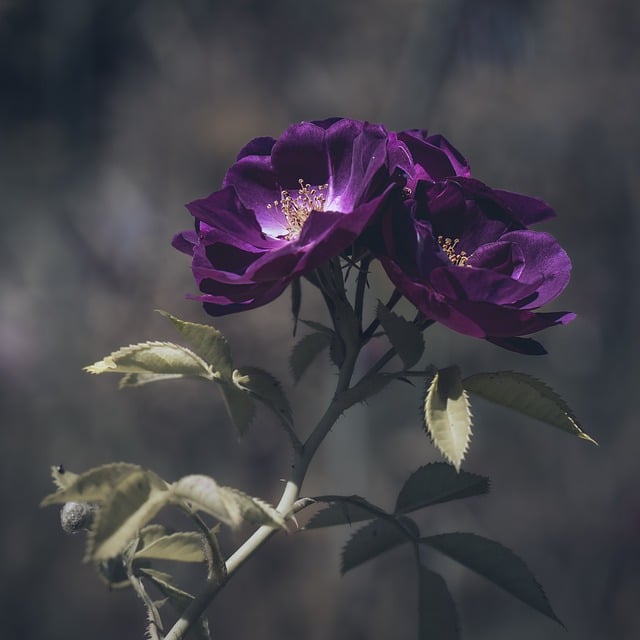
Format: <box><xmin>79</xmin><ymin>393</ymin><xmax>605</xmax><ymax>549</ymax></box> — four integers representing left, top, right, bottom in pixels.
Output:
<box><xmin>1</xmin><ymin>0</ymin><xmax>639</xmax><ymax>638</ymax></box>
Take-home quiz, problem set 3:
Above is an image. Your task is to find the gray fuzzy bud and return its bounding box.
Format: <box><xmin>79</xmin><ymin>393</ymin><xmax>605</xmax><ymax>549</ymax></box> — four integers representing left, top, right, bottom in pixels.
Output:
<box><xmin>60</xmin><ymin>502</ymin><xmax>97</xmax><ymax>534</ymax></box>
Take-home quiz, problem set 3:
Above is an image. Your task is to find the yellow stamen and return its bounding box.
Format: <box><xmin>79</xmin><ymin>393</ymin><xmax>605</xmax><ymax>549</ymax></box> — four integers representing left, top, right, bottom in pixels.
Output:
<box><xmin>266</xmin><ymin>178</ymin><xmax>328</xmax><ymax>240</ymax></box>
<box><xmin>438</xmin><ymin>236</ymin><xmax>470</xmax><ymax>267</ymax></box>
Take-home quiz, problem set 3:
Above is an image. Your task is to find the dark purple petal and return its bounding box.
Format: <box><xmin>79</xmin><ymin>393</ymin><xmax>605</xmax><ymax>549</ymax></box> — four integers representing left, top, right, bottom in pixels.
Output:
<box><xmin>492</xmin><ymin>189</ymin><xmax>556</xmax><ymax>225</ymax></box>
<box><xmin>236</xmin><ymin>136</ymin><xmax>276</xmax><ymax>161</ymax></box>
<box><xmin>486</xmin><ymin>336</ymin><xmax>548</xmax><ymax>355</ymax></box>
<box><xmin>172</xmin><ymin>230</ymin><xmax>198</xmax><ymax>255</ymax></box>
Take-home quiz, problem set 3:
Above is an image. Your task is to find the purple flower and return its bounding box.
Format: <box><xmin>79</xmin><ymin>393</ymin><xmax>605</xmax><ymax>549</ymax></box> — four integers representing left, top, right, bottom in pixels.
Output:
<box><xmin>173</xmin><ymin>118</ymin><xmax>393</xmax><ymax>315</ymax></box>
<box><xmin>376</xmin><ymin>133</ymin><xmax>574</xmax><ymax>352</ymax></box>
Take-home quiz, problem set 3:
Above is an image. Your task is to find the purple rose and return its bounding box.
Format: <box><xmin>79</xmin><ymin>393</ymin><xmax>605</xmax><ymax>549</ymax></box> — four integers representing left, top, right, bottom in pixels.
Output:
<box><xmin>376</xmin><ymin>133</ymin><xmax>574</xmax><ymax>353</ymax></box>
<box><xmin>173</xmin><ymin>118</ymin><xmax>393</xmax><ymax>315</ymax></box>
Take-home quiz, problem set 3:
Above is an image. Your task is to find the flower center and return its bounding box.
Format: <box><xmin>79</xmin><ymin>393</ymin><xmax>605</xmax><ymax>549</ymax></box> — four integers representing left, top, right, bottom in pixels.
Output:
<box><xmin>438</xmin><ymin>236</ymin><xmax>470</xmax><ymax>267</ymax></box>
<box><xmin>267</xmin><ymin>178</ymin><xmax>328</xmax><ymax>240</ymax></box>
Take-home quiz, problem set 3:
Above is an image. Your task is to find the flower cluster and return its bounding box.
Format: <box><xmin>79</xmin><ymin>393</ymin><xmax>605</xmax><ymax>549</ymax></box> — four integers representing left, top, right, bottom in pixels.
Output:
<box><xmin>173</xmin><ymin>118</ymin><xmax>574</xmax><ymax>352</ymax></box>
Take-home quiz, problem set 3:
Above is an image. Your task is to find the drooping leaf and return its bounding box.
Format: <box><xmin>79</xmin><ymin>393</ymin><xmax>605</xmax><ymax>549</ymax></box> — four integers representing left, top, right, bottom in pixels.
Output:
<box><xmin>418</xmin><ymin>565</ymin><xmax>461</xmax><ymax>640</ymax></box>
<box><xmin>42</xmin><ymin>463</ymin><xmax>142</xmax><ymax>506</ymax></box>
<box><xmin>233</xmin><ymin>367</ymin><xmax>293</xmax><ymax>428</ymax></box>
<box><xmin>219</xmin><ymin>382</ymin><xmax>256</xmax><ymax>436</ymax></box>
<box><xmin>290</xmin><ymin>332</ymin><xmax>332</xmax><ymax>383</ymax></box>
<box><xmin>88</xmin><ymin>470</ymin><xmax>170</xmax><ymax>561</ymax></box>
<box><xmin>304</xmin><ymin>495</ymin><xmax>385</xmax><ymax>529</ymax></box>
<box><xmin>134</xmin><ymin>531</ymin><xmax>208</xmax><ymax>563</ymax></box>
<box><xmin>119</xmin><ymin>372</ymin><xmax>186</xmax><ymax>389</ymax></box>
<box><xmin>50</xmin><ymin>464</ymin><xmax>78</xmax><ymax>490</ymax></box>
<box><xmin>424</xmin><ymin>367</ymin><xmax>473</xmax><ymax>472</ymax></box>
<box><xmin>171</xmin><ymin>475</ymin><xmax>286</xmax><ymax>529</ymax></box>
<box><xmin>421</xmin><ymin>532</ymin><xmax>563</xmax><ymax>626</ymax></box>
<box><xmin>84</xmin><ymin>342</ymin><xmax>213</xmax><ymax>380</ymax></box>
<box><xmin>341</xmin><ymin>516</ymin><xmax>419</xmax><ymax>574</ymax></box>
<box><xmin>158</xmin><ymin>311</ymin><xmax>233</xmax><ymax>378</ymax></box>
<box><xmin>376</xmin><ymin>301</ymin><xmax>425</xmax><ymax>369</ymax></box>
<box><xmin>463</xmin><ymin>371</ymin><xmax>596</xmax><ymax>444</ymax></box>
<box><xmin>139</xmin><ymin>568</ymin><xmax>211</xmax><ymax>640</ymax></box>
<box><xmin>395</xmin><ymin>463</ymin><xmax>489</xmax><ymax>514</ymax></box>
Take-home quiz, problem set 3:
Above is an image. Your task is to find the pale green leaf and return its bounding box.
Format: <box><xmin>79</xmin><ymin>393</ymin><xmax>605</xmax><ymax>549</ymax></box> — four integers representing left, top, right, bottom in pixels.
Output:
<box><xmin>421</xmin><ymin>532</ymin><xmax>563</xmax><ymax>626</ymax></box>
<box><xmin>171</xmin><ymin>475</ymin><xmax>286</xmax><ymax>529</ymax></box>
<box><xmin>424</xmin><ymin>367</ymin><xmax>473</xmax><ymax>472</ymax></box>
<box><xmin>341</xmin><ymin>516</ymin><xmax>418</xmax><ymax>574</ymax></box>
<box><xmin>233</xmin><ymin>367</ymin><xmax>292</xmax><ymax>428</ymax></box>
<box><xmin>138</xmin><ymin>524</ymin><xmax>173</xmax><ymax>549</ymax></box>
<box><xmin>305</xmin><ymin>495</ymin><xmax>384</xmax><ymax>529</ymax></box>
<box><xmin>290</xmin><ymin>332</ymin><xmax>332</xmax><ymax>383</ymax></box>
<box><xmin>158</xmin><ymin>311</ymin><xmax>233</xmax><ymax>378</ymax></box>
<box><xmin>42</xmin><ymin>463</ymin><xmax>142</xmax><ymax>506</ymax></box>
<box><xmin>84</xmin><ymin>341</ymin><xmax>213</xmax><ymax>380</ymax></box>
<box><xmin>418</xmin><ymin>566</ymin><xmax>461</xmax><ymax>640</ymax></box>
<box><xmin>376</xmin><ymin>301</ymin><xmax>425</xmax><ymax>369</ymax></box>
<box><xmin>394</xmin><ymin>463</ymin><xmax>489</xmax><ymax>514</ymax></box>
<box><xmin>463</xmin><ymin>371</ymin><xmax>597</xmax><ymax>444</ymax></box>
<box><xmin>88</xmin><ymin>470</ymin><xmax>170</xmax><ymax>561</ymax></box>
<box><xmin>219</xmin><ymin>382</ymin><xmax>256</xmax><ymax>436</ymax></box>
<box><xmin>119</xmin><ymin>372</ymin><xmax>186</xmax><ymax>388</ymax></box>
<box><xmin>134</xmin><ymin>531</ymin><xmax>207</xmax><ymax>563</ymax></box>
<box><xmin>50</xmin><ymin>464</ymin><xmax>78</xmax><ymax>490</ymax></box>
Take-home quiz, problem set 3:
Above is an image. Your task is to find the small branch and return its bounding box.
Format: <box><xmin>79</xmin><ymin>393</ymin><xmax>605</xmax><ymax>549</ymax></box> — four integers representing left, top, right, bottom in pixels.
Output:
<box><xmin>354</xmin><ymin>255</ymin><xmax>372</xmax><ymax>331</ymax></box>
<box><xmin>362</xmin><ymin>288</ymin><xmax>402</xmax><ymax>342</ymax></box>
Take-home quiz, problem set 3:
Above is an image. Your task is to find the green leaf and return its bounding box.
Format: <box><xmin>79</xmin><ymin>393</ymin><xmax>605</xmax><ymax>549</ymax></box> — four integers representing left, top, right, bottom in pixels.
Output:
<box><xmin>42</xmin><ymin>463</ymin><xmax>142</xmax><ymax>506</ymax></box>
<box><xmin>300</xmin><ymin>320</ymin><xmax>334</xmax><ymax>335</ymax></box>
<box><xmin>84</xmin><ymin>341</ymin><xmax>213</xmax><ymax>380</ymax></box>
<box><xmin>171</xmin><ymin>475</ymin><xmax>286</xmax><ymax>529</ymax></box>
<box><xmin>418</xmin><ymin>566</ymin><xmax>461</xmax><ymax>640</ymax></box>
<box><xmin>219</xmin><ymin>382</ymin><xmax>256</xmax><ymax>436</ymax></box>
<box><xmin>463</xmin><ymin>371</ymin><xmax>597</xmax><ymax>444</ymax></box>
<box><xmin>395</xmin><ymin>463</ymin><xmax>489</xmax><ymax>514</ymax></box>
<box><xmin>158</xmin><ymin>311</ymin><xmax>233</xmax><ymax>378</ymax></box>
<box><xmin>88</xmin><ymin>470</ymin><xmax>170</xmax><ymax>561</ymax></box>
<box><xmin>424</xmin><ymin>366</ymin><xmax>473</xmax><ymax>472</ymax></box>
<box><xmin>290</xmin><ymin>332</ymin><xmax>332</xmax><ymax>383</ymax></box>
<box><xmin>50</xmin><ymin>464</ymin><xmax>78</xmax><ymax>490</ymax></box>
<box><xmin>421</xmin><ymin>532</ymin><xmax>563</xmax><ymax>626</ymax></box>
<box><xmin>233</xmin><ymin>367</ymin><xmax>293</xmax><ymax>428</ymax></box>
<box><xmin>376</xmin><ymin>301</ymin><xmax>425</xmax><ymax>369</ymax></box>
<box><xmin>341</xmin><ymin>516</ymin><xmax>418</xmax><ymax>574</ymax></box>
<box><xmin>134</xmin><ymin>531</ymin><xmax>208</xmax><ymax>563</ymax></box>
<box><xmin>138</xmin><ymin>524</ymin><xmax>173</xmax><ymax>549</ymax></box>
<box><xmin>304</xmin><ymin>495</ymin><xmax>385</xmax><ymax>529</ymax></box>
<box><xmin>119</xmin><ymin>372</ymin><xmax>187</xmax><ymax>388</ymax></box>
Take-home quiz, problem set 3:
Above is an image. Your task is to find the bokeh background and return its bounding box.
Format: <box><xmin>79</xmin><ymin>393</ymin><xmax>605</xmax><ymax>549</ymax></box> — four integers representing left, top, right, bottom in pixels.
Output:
<box><xmin>2</xmin><ymin>0</ymin><xmax>639</xmax><ymax>638</ymax></box>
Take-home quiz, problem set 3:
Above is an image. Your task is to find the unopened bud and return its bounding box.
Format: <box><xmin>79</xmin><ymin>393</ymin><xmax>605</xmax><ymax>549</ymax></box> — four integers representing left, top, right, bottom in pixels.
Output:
<box><xmin>60</xmin><ymin>502</ymin><xmax>97</xmax><ymax>534</ymax></box>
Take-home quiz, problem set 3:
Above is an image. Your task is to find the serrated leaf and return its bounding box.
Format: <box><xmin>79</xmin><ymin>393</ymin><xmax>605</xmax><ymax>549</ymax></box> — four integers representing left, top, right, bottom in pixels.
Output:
<box><xmin>291</xmin><ymin>278</ymin><xmax>302</xmax><ymax>336</ymax></box>
<box><xmin>42</xmin><ymin>463</ymin><xmax>142</xmax><ymax>506</ymax></box>
<box><xmin>219</xmin><ymin>382</ymin><xmax>256</xmax><ymax>436</ymax></box>
<box><xmin>138</xmin><ymin>524</ymin><xmax>173</xmax><ymax>549</ymax></box>
<box><xmin>50</xmin><ymin>464</ymin><xmax>78</xmax><ymax>490</ymax></box>
<box><xmin>300</xmin><ymin>319</ymin><xmax>334</xmax><ymax>335</ymax></box>
<box><xmin>171</xmin><ymin>475</ymin><xmax>286</xmax><ymax>530</ymax></box>
<box><xmin>134</xmin><ymin>531</ymin><xmax>208</xmax><ymax>563</ymax></box>
<box><xmin>424</xmin><ymin>366</ymin><xmax>473</xmax><ymax>472</ymax></box>
<box><xmin>158</xmin><ymin>311</ymin><xmax>233</xmax><ymax>378</ymax></box>
<box><xmin>140</xmin><ymin>569</ymin><xmax>211</xmax><ymax>640</ymax></box>
<box><xmin>418</xmin><ymin>566</ymin><xmax>461</xmax><ymax>640</ymax></box>
<box><xmin>290</xmin><ymin>332</ymin><xmax>332</xmax><ymax>383</ymax></box>
<box><xmin>421</xmin><ymin>532</ymin><xmax>563</xmax><ymax>626</ymax></box>
<box><xmin>305</xmin><ymin>495</ymin><xmax>384</xmax><ymax>529</ymax></box>
<box><xmin>84</xmin><ymin>342</ymin><xmax>213</xmax><ymax>380</ymax></box>
<box><xmin>119</xmin><ymin>372</ymin><xmax>186</xmax><ymax>388</ymax></box>
<box><xmin>376</xmin><ymin>301</ymin><xmax>425</xmax><ymax>369</ymax></box>
<box><xmin>395</xmin><ymin>463</ymin><xmax>489</xmax><ymax>514</ymax></box>
<box><xmin>341</xmin><ymin>516</ymin><xmax>418</xmax><ymax>574</ymax></box>
<box><xmin>233</xmin><ymin>367</ymin><xmax>292</xmax><ymax>428</ymax></box>
<box><xmin>463</xmin><ymin>371</ymin><xmax>596</xmax><ymax>444</ymax></box>
<box><xmin>88</xmin><ymin>471</ymin><xmax>170</xmax><ymax>561</ymax></box>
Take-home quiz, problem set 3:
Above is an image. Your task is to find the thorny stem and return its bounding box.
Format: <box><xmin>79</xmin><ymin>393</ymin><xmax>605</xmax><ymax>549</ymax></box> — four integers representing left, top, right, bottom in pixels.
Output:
<box><xmin>164</xmin><ymin>269</ymin><xmax>362</xmax><ymax>640</ymax></box>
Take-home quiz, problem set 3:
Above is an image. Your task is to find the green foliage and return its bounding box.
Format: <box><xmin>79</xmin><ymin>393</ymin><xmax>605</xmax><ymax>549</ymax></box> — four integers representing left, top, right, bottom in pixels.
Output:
<box><xmin>233</xmin><ymin>367</ymin><xmax>293</xmax><ymax>428</ymax></box>
<box><xmin>290</xmin><ymin>332</ymin><xmax>332</xmax><ymax>382</ymax></box>
<box><xmin>134</xmin><ymin>531</ymin><xmax>211</xmax><ymax>563</ymax></box>
<box><xmin>51</xmin><ymin>464</ymin><xmax>78</xmax><ymax>490</ymax></box>
<box><xmin>418</xmin><ymin>566</ymin><xmax>461</xmax><ymax>640</ymax></box>
<box><xmin>463</xmin><ymin>371</ymin><xmax>596</xmax><ymax>444</ymax></box>
<box><xmin>423</xmin><ymin>366</ymin><xmax>473</xmax><ymax>472</ymax></box>
<box><xmin>219</xmin><ymin>382</ymin><xmax>256</xmax><ymax>436</ymax></box>
<box><xmin>421</xmin><ymin>532</ymin><xmax>563</xmax><ymax>626</ymax></box>
<box><xmin>341</xmin><ymin>516</ymin><xmax>418</xmax><ymax>574</ymax></box>
<box><xmin>394</xmin><ymin>463</ymin><xmax>489</xmax><ymax>514</ymax></box>
<box><xmin>305</xmin><ymin>495</ymin><xmax>386</xmax><ymax>529</ymax></box>
<box><xmin>375</xmin><ymin>301</ymin><xmax>425</xmax><ymax>369</ymax></box>
<box><xmin>84</xmin><ymin>342</ymin><xmax>213</xmax><ymax>379</ymax></box>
